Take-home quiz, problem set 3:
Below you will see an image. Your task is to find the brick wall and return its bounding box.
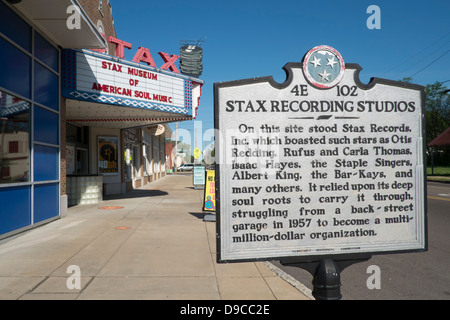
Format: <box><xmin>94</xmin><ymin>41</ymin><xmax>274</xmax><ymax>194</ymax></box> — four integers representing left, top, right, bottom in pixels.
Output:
<box><xmin>77</xmin><ymin>0</ymin><xmax>117</xmax><ymax>55</ymax></box>
<box><xmin>61</xmin><ymin>1</ymin><xmax>119</xmax><ymax>199</ymax></box>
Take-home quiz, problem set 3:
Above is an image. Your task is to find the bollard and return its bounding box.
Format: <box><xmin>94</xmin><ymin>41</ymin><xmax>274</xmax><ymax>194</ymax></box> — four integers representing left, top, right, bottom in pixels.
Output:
<box><xmin>312</xmin><ymin>259</ymin><xmax>342</xmax><ymax>300</ymax></box>
<box><xmin>280</xmin><ymin>254</ymin><xmax>371</xmax><ymax>300</ymax></box>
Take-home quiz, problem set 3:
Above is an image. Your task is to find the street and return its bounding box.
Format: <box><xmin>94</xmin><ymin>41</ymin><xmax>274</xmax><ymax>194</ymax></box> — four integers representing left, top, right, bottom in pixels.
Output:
<box><xmin>271</xmin><ymin>181</ymin><xmax>450</xmax><ymax>300</ymax></box>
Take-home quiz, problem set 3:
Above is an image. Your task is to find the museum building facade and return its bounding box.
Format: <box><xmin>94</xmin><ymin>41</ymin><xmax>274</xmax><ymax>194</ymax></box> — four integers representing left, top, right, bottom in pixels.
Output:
<box><xmin>0</xmin><ymin>0</ymin><xmax>202</xmax><ymax>239</ymax></box>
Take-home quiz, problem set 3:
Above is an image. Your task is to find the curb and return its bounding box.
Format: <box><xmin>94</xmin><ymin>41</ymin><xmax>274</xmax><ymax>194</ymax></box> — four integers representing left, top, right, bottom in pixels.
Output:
<box><xmin>265</xmin><ymin>262</ymin><xmax>315</xmax><ymax>300</ymax></box>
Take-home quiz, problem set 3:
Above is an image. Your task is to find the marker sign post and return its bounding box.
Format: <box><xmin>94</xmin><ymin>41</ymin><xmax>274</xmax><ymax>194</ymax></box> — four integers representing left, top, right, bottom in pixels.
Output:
<box><xmin>214</xmin><ymin>46</ymin><xmax>427</xmax><ymax>299</ymax></box>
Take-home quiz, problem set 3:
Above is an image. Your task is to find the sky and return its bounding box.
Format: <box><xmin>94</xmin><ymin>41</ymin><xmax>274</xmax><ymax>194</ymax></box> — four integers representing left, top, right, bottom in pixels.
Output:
<box><xmin>109</xmin><ymin>0</ymin><xmax>450</xmax><ymax>152</ymax></box>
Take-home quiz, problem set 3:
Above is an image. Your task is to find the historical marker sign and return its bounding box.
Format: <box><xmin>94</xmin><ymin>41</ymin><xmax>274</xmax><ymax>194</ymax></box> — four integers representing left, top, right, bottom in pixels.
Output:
<box><xmin>214</xmin><ymin>46</ymin><xmax>427</xmax><ymax>262</ymax></box>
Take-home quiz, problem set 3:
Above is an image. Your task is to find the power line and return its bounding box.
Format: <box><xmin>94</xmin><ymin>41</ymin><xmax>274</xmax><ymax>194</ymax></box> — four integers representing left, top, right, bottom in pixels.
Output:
<box><xmin>409</xmin><ymin>49</ymin><xmax>450</xmax><ymax>78</ymax></box>
<box><xmin>391</xmin><ymin>41</ymin><xmax>449</xmax><ymax>79</ymax></box>
<box><xmin>381</xmin><ymin>32</ymin><xmax>450</xmax><ymax>79</ymax></box>
<box><xmin>386</xmin><ymin>31</ymin><xmax>450</xmax><ymax>75</ymax></box>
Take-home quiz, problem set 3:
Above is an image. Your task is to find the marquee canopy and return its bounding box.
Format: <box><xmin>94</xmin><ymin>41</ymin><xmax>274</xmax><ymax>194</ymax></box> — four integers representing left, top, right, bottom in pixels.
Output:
<box><xmin>10</xmin><ymin>0</ymin><xmax>106</xmax><ymax>49</ymax></box>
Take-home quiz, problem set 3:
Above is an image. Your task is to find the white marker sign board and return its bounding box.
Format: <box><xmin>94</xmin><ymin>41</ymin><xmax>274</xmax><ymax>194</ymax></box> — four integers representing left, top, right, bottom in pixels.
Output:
<box><xmin>214</xmin><ymin>46</ymin><xmax>427</xmax><ymax>262</ymax></box>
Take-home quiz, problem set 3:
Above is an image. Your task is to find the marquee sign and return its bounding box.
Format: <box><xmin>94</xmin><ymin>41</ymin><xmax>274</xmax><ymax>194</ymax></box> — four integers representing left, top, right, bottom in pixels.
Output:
<box><xmin>62</xmin><ymin>49</ymin><xmax>202</xmax><ymax>119</ymax></box>
<box><xmin>214</xmin><ymin>46</ymin><xmax>427</xmax><ymax>262</ymax></box>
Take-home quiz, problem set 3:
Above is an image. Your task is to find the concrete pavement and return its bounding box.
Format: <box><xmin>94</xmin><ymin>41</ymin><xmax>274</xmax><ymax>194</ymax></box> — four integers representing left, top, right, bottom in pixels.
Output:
<box><xmin>0</xmin><ymin>175</ymin><xmax>311</xmax><ymax>300</ymax></box>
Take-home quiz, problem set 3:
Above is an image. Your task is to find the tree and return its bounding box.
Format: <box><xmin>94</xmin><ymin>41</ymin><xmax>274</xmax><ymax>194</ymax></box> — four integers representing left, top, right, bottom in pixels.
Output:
<box><xmin>399</xmin><ymin>79</ymin><xmax>449</xmax><ymax>143</ymax></box>
<box><xmin>399</xmin><ymin>77</ymin><xmax>413</xmax><ymax>83</ymax></box>
<box><xmin>425</xmin><ymin>81</ymin><xmax>450</xmax><ymax>144</ymax></box>
<box><xmin>424</xmin><ymin>81</ymin><xmax>450</xmax><ymax>166</ymax></box>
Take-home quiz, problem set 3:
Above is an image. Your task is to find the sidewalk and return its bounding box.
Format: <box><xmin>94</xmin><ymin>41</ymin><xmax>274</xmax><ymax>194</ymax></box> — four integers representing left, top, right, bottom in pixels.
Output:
<box><xmin>0</xmin><ymin>175</ymin><xmax>311</xmax><ymax>300</ymax></box>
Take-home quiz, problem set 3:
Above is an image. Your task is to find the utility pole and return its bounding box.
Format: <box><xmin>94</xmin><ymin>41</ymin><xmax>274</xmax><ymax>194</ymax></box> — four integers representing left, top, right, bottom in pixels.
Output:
<box><xmin>194</xmin><ymin>128</ymin><xmax>197</xmax><ymax>164</ymax></box>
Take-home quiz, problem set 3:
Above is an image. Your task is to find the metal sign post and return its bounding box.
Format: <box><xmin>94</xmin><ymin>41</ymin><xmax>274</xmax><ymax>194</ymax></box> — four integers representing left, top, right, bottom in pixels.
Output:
<box><xmin>279</xmin><ymin>254</ymin><xmax>371</xmax><ymax>300</ymax></box>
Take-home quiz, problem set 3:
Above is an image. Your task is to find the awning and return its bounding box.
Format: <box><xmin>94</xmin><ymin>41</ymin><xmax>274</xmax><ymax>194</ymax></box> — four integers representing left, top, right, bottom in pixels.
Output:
<box><xmin>8</xmin><ymin>0</ymin><xmax>106</xmax><ymax>49</ymax></box>
<box><xmin>428</xmin><ymin>127</ymin><xmax>450</xmax><ymax>146</ymax></box>
<box><xmin>66</xmin><ymin>99</ymin><xmax>194</xmax><ymax>129</ymax></box>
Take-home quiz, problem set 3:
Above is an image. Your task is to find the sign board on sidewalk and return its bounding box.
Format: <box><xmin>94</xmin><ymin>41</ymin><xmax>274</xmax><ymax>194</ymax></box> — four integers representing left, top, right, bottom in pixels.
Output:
<box><xmin>203</xmin><ymin>170</ymin><xmax>216</xmax><ymax>212</ymax></box>
<box><xmin>214</xmin><ymin>45</ymin><xmax>427</xmax><ymax>262</ymax></box>
<box><xmin>193</xmin><ymin>165</ymin><xmax>205</xmax><ymax>188</ymax></box>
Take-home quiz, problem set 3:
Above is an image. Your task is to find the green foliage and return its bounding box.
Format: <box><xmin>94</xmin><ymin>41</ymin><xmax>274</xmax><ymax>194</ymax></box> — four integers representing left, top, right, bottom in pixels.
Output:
<box><xmin>427</xmin><ymin>166</ymin><xmax>450</xmax><ymax>176</ymax></box>
<box><xmin>425</xmin><ymin>81</ymin><xmax>450</xmax><ymax>145</ymax></box>
<box><xmin>424</xmin><ymin>80</ymin><xmax>450</xmax><ymax>166</ymax></box>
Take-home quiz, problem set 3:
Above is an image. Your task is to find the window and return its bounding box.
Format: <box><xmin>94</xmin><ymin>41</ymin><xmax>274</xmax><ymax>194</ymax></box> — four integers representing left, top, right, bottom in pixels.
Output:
<box><xmin>9</xmin><ymin>141</ymin><xmax>18</xmax><ymax>153</ymax></box>
<box><xmin>0</xmin><ymin>0</ymin><xmax>31</xmax><ymax>52</ymax></box>
<box><xmin>33</xmin><ymin>145</ymin><xmax>58</xmax><ymax>181</ymax></box>
<box><xmin>0</xmin><ymin>0</ymin><xmax>60</xmax><ymax>237</ymax></box>
<box><xmin>34</xmin><ymin>61</ymin><xmax>59</xmax><ymax>111</ymax></box>
<box><xmin>99</xmin><ymin>0</ymin><xmax>103</xmax><ymax>14</ymax></box>
<box><xmin>0</xmin><ymin>37</ymin><xmax>31</xmax><ymax>99</ymax></box>
<box><xmin>34</xmin><ymin>106</ymin><xmax>59</xmax><ymax>145</ymax></box>
<box><xmin>34</xmin><ymin>31</ymin><xmax>59</xmax><ymax>73</ymax></box>
<box><xmin>0</xmin><ymin>90</ymin><xmax>30</xmax><ymax>183</ymax></box>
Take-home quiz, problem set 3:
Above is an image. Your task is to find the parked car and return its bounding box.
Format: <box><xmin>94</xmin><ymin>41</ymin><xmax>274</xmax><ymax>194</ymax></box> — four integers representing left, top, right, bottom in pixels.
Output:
<box><xmin>178</xmin><ymin>163</ymin><xmax>194</xmax><ymax>171</ymax></box>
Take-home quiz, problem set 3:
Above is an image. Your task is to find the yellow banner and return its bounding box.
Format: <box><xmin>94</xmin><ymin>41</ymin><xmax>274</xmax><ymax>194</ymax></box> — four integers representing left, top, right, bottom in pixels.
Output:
<box><xmin>203</xmin><ymin>170</ymin><xmax>216</xmax><ymax>212</ymax></box>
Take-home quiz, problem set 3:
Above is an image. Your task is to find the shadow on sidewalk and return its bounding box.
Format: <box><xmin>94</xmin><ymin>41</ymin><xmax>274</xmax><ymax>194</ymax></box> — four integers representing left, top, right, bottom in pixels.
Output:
<box><xmin>188</xmin><ymin>212</ymin><xmax>206</xmax><ymax>219</ymax></box>
<box><xmin>104</xmin><ymin>188</ymin><xmax>168</xmax><ymax>200</ymax></box>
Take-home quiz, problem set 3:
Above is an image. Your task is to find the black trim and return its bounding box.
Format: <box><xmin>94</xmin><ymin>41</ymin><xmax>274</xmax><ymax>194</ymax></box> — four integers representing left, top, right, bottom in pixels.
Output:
<box><xmin>213</xmin><ymin>82</ymin><xmax>222</xmax><ymax>262</ymax></box>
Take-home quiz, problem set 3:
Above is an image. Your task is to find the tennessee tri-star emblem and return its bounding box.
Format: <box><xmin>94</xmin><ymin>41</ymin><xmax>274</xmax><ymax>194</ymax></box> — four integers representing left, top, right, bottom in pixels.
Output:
<box><xmin>303</xmin><ymin>45</ymin><xmax>345</xmax><ymax>89</ymax></box>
